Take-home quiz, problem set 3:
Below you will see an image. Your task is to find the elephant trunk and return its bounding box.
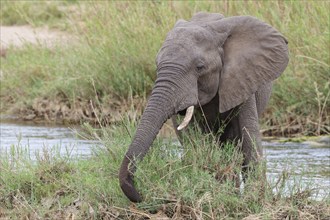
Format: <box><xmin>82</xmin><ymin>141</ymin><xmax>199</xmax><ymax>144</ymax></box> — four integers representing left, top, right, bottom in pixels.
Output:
<box><xmin>119</xmin><ymin>81</ymin><xmax>176</xmax><ymax>202</ymax></box>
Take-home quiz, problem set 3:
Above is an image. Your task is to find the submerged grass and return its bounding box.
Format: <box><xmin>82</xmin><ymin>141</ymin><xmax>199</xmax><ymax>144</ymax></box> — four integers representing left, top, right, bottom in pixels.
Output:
<box><xmin>1</xmin><ymin>121</ymin><xmax>329</xmax><ymax>219</ymax></box>
<box><xmin>0</xmin><ymin>1</ymin><xmax>329</xmax><ymax>134</ymax></box>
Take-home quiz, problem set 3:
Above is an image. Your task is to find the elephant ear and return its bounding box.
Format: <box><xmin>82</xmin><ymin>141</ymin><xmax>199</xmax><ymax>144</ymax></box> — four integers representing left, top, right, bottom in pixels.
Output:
<box><xmin>190</xmin><ymin>12</ymin><xmax>225</xmax><ymax>23</ymax></box>
<box><xmin>174</xmin><ymin>19</ymin><xmax>187</xmax><ymax>27</ymax></box>
<box><xmin>210</xmin><ymin>16</ymin><xmax>289</xmax><ymax>113</ymax></box>
<box><xmin>176</xmin><ymin>12</ymin><xmax>224</xmax><ymax>28</ymax></box>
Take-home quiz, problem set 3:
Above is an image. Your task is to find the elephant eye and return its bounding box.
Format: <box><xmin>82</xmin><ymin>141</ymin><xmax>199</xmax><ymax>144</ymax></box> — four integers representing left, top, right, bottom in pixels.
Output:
<box><xmin>196</xmin><ymin>63</ymin><xmax>205</xmax><ymax>72</ymax></box>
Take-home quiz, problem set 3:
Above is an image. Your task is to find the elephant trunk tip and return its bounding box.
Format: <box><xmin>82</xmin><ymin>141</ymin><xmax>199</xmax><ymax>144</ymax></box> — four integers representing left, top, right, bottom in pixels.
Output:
<box><xmin>119</xmin><ymin>178</ymin><xmax>142</xmax><ymax>203</ymax></box>
<box><xmin>119</xmin><ymin>157</ymin><xmax>142</xmax><ymax>203</ymax></box>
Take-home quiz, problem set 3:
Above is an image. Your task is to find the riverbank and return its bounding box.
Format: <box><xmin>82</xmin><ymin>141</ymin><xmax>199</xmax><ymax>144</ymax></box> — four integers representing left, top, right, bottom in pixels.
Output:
<box><xmin>0</xmin><ymin>2</ymin><xmax>329</xmax><ymax>218</ymax></box>
<box><xmin>1</xmin><ymin>121</ymin><xmax>329</xmax><ymax>219</ymax></box>
<box><xmin>1</xmin><ymin>1</ymin><xmax>329</xmax><ymax>137</ymax></box>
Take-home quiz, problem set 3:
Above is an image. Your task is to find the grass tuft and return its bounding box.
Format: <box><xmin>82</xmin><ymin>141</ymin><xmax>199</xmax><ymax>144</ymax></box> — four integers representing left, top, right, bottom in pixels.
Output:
<box><xmin>1</xmin><ymin>121</ymin><xmax>329</xmax><ymax>219</ymax></box>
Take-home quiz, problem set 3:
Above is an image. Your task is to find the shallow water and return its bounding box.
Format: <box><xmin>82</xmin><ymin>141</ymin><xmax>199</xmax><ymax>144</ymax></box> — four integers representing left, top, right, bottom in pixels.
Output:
<box><xmin>0</xmin><ymin>122</ymin><xmax>99</xmax><ymax>159</ymax></box>
<box><xmin>265</xmin><ymin>141</ymin><xmax>330</xmax><ymax>178</ymax></box>
<box><xmin>264</xmin><ymin>141</ymin><xmax>330</xmax><ymax>199</ymax></box>
<box><xmin>1</xmin><ymin>122</ymin><xmax>329</xmax><ymax>199</ymax></box>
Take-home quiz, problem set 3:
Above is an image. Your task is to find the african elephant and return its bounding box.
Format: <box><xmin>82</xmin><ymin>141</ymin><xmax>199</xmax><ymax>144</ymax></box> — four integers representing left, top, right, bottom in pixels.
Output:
<box><xmin>119</xmin><ymin>12</ymin><xmax>289</xmax><ymax>202</ymax></box>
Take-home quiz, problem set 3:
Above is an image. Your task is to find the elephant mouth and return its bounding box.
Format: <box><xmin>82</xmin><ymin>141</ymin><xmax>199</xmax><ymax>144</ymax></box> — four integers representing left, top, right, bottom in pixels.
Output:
<box><xmin>178</xmin><ymin>109</ymin><xmax>187</xmax><ymax>116</ymax></box>
<box><xmin>177</xmin><ymin>103</ymin><xmax>198</xmax><ymax>116</ymax></box>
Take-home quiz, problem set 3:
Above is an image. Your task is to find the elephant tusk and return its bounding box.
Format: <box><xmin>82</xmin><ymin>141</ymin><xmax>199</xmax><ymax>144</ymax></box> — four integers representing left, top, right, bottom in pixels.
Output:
<box><xmin>177</xmin><ymin>106</ymin><xmax>194</xmax><ymax>131</ymax></box>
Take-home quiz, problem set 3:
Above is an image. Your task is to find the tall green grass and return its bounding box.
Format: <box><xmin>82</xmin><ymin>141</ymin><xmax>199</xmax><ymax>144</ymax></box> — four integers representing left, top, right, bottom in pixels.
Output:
<box><xmin>0</xmin><ymin>0</ymin><xmax>72</xmax><ymax>29</ymax></box>
<box><xmin>1</xmin><ymin>121</ymin><xmax>329</xmax><ymax>219</ymax></box>
<box><xmin>0</xmin><ymin>1</ymin><xmax>329</xmax><ymax>135</ymax></box>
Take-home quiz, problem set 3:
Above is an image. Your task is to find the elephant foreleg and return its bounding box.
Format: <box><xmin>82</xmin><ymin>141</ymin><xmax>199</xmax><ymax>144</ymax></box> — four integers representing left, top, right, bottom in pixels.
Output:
<box><xmin>238</xmin><ymin>95</ymin><xmax>264</xmax><ymax>181</ymax></box>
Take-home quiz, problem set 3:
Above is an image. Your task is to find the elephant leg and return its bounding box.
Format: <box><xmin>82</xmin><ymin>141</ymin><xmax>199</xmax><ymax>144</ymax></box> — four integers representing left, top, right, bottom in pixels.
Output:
<box><xmin>218</xmin><ymin>108</ymin><xmax>242</xmax><ymax>189</ymax></box>
<box><xmin>238</xmin><ymin>95</ymin><xmax>267</xmax><ymax>200</ymax></box>
<box><xmin>238</xmin><ymin>95</ymin><xmax>264</xmax><ymax>181</ymax></box>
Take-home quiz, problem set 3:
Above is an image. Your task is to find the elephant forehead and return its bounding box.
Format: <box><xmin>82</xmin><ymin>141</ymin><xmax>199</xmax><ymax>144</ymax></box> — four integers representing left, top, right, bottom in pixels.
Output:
<box><xmin>157</xmin><ymin>43</ymin><xmax>194</xmax><ymax>66</ymax></box>
<box><xmin>157</xmin><ymin>27</ymin><xmax>215</xmax><ymax>65</ymax></box>
<box><xmin>167</xmin><ymin>26</ymin><xmax>211</xmax><ymax>43</ymax></box>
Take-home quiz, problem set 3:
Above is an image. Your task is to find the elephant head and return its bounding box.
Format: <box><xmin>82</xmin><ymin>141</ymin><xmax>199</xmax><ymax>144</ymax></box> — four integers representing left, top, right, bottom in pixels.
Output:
<box><xmin>119</xmin><ymin>12</ymin><xmax>289</xmax><ymax>202</ymax></box>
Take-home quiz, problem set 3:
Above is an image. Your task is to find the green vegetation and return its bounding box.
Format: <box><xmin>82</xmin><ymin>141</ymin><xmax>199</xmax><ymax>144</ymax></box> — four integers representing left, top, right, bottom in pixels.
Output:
<box><xmin>1</xmin><ymin>2</ymin><xmax>329</xmax><ymax>219</ymax></box>
<box><xmin>0</xmin><ymin>1</ymin><xmax>329</xmax><ymax>135</ymax></box>
<box><xmin>1</xmin><ymin>122</ymin><xmax>329</xmax><ymax>219</ymax></box>
<box><xmin>0</xmin><ymin>0</ymin><xmax>71</xmax><ymax>29</ymax></box>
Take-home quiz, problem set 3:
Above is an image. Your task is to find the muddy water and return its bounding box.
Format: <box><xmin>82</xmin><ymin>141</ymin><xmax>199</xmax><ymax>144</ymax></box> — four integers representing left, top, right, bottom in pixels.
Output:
<box><xmin>1</xmin><ymin>122</ymin><xmax>329</xmax><ymax>199</ymax></box>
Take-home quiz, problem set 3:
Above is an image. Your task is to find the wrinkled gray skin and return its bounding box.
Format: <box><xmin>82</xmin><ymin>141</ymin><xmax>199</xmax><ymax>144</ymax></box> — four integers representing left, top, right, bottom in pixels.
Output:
<box><xmin>119</xmin><ymin>12</ymin><xmax>289</xmax><ymax>202</ymax></box>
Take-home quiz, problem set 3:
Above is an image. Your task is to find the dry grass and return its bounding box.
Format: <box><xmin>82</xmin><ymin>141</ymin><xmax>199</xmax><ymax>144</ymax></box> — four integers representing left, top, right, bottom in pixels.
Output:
<box><xmin>1</xmin><ymin>122</ymin><xmax>329</xmax><ymax>219</ymax></box>
<box><xmin>1</xmin><ymin>1</ymin><xmax>329</xmax><ymax>135</ymax></box>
